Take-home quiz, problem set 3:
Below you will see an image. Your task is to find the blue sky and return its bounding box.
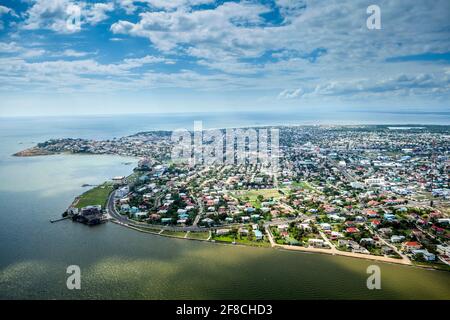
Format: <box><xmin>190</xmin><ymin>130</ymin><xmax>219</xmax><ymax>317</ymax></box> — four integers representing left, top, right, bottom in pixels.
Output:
<box><xmin>0</xmin><ymin>0</ymin><xmax>449</xmax><ymax>116</ymax></box>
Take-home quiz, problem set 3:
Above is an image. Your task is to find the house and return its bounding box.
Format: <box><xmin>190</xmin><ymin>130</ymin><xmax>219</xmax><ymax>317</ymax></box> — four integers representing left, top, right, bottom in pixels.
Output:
<box><xmin>320</xmin><ymin>223</ymin><xmax>331</xmax><ymax>230</ymax></box>
<box><xmin>346</xmin><ymin>227</ymin><xmax>360</xmax><ymax>234</ymax></box>
<box><xmin>149</xmin><ymin>214</ymin><xmax>161</xmax><ymax>221</ymax></box>
<box><xmin>371</xmin><ymin>220</ymin><xmax>381</xmax><ymax>228</ymax></box>
<box><xmin>308</xmin><ymin>239</ymin><xmax>324</xmax><ymax>247</ymax></box>
<box><xmin>254</xmin><ymin>230</ymin><xmax>263</xmax><ymax>240</ymax></box>
<box><xmin>202</xmin><ymin>218</ymin><xmax>214</xmax><ymax>225</ymax></box>
<box><xmin>75</xmin><ymin>205</ymin><xmax>103</xmax><ymax>225</ymax></box>
<box><xmin>216</xmin><ymin>229</ymin><xmax>230</xmax><ymax>236</ymax></box>
<box><xmin>360</xmin><ymin>238</ymin><xmax>375</xmax><ymax>245</ymax></box>
<box><xmin>330</xmin><ymin>231</ymin><xmax>343</xmax><ymax>240</ymax></box>
<box><xmin>338</xmin><ymin>239</ymin><xmax>350</xmax><ymax>247</ymax></box>
<box><xmin>328</xmin><ymin>214</ymin><xmax>345</xmax><ymax>222</ymax></box>
<box><xmin>132</xmin><ymin>211</ymin><xmax>147</xmax><ymax>220</ymax></box>
<box><xmin>412</xmin><ymin>249</ymin><xmax>436</xmax><ymax>261</ymax></box>
<box><xmin>431</xmin><ymin>225</ymin><xmax>445</xmax><ymax>234</ymax></box>
<box><xmin>299</xmin><ymin>223</ymin><xmax>312</xmax><ymax>231</ymax></box>
<box><xmin>239</xmin><ymin>228</ymin><xmax>249</xmax><ymax>235</ymax></box>
<box><xmin>436</xmin><ymin>245</ymin><xmax>450</xmax><ymax>256</ymax></box>
<box><xmin>379</xmin><ymin>227</ymin><xmax>393</xmax><ymax>236</ymax></box>
<box><xmin>390</xmin><ymin>235</ymin><xmax>405</xmax><ymax>243</ymax></box>
<box><xmin>112</xmin><ymin>176</ymin><xmax>126</xmax><ymax>185</ymax></box>
<box><xmin>403</xmin><ymin>241</ymin><xmax>422</xmax><ymax>252</ymax></box>
<box><xmin>381</xmin><ymin>246</ymin><xmax>394</xmax><ymax>255</ymax></box>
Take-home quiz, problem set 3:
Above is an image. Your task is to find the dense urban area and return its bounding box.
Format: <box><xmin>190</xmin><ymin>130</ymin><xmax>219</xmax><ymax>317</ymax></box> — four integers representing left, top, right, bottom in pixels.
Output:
<box><xmin>17</xmin><ymin>125</ymin><xmax>450</xmax><ymax>270</ymax></box>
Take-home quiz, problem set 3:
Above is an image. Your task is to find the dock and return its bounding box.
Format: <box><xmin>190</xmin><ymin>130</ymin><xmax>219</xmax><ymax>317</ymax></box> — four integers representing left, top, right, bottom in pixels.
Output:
<box><xmin>50</xmin><ymin>216</ymin><xmax>70</xmax><ymax>223</ymax></box>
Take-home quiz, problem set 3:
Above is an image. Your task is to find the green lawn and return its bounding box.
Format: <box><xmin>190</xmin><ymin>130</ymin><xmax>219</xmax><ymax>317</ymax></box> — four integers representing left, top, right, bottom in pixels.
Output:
<box><xmin>161</xmin><ymin>230</ymin><xmax>188</xmax><ymax>238</ymax></box>
<box><xmin>75</xmin><ymin>183</ymin><xmax>114</xmax><ymax>209</ymax></box>
<box><xmin>290</xmin><ymin>181</ymin><xmax>322</xmax><ymax>194</ymax></box>
<box><xmin>232</xmin><ymin>188</ymin><xmax>282</xmax><ymax>208</ymax></box>
<box><xmin>187</xmin><ymin>231</ymin><xmax>210</xmax><ymax>240</ymax></box>
<box><xmin>212</xmin><ymin>234</ymin><xmax>270</xmax><ymax>247</ymax></box>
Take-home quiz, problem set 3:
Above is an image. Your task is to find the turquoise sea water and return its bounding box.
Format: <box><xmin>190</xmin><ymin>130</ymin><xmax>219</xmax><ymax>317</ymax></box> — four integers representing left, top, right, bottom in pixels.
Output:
<box><xmin>0</xmin><ymin>112</ymin><xmax>449</xmax><ymax>299</ymax></box>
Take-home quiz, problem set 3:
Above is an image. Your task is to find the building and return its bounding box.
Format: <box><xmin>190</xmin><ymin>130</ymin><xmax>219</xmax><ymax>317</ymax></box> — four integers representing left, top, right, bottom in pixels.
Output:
<box><xmin>403</xmin><ymin>241</ymin><xmax>422</xmax><ymax>252</ymax></box>
<box><xmin>112</xmin><ymin>176</ymin><xmax>126</xmax><ymax>185</ymax></box>
<box><xmin>254</xmin><ymin>229</ymin><xmax>263</xmax><ymax>240</ymax></box>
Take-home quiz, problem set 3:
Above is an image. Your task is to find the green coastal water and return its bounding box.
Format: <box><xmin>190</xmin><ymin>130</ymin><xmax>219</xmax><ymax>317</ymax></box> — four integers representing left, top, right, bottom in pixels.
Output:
<box><xmin>0</xmin><ymin>114</ymin><xmax>449</xmax><ymax>299</ymax></box>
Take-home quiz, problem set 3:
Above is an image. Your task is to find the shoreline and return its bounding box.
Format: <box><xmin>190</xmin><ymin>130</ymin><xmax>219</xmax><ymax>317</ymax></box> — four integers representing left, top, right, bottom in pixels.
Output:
<box><xmin>60</xmin><ymin>172</ymin><xmax>450</xmax><ymax>273</ymax></box>
<box><xmin>107</xmin><ymin>216</ymin><xmax>449</xmax><ymax>272</ymax></box>
<box><xmin>12</xmin><ymin>123</ymin><xmax>450</xmax><ymax>158</ymax></box>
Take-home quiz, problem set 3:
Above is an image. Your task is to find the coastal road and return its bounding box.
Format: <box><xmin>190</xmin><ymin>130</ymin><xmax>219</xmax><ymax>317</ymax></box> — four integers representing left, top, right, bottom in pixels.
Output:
<box><xmin>108</xmin><ymin>190</ymin><xmax>414</xmax><ymax>266</ymax></box>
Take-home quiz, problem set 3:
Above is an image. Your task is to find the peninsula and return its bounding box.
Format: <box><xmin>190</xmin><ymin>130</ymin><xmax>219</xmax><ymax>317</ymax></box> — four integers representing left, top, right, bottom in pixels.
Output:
<box><xmin>17</xmin><ymin>125</ymin><xmax>450</xmax><ymax>270</ymax></box>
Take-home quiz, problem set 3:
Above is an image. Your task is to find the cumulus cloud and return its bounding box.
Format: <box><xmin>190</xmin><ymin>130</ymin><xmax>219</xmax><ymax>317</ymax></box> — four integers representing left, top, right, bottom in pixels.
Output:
<box><xmin>85</xmin><ymin>2</ymin><xmax>114</xmax><ymax>25</ymax></box>
<box><xmin>111</xmin><ymin>1</ymin><xmax>271</xmax><ymax>52</ymax></box>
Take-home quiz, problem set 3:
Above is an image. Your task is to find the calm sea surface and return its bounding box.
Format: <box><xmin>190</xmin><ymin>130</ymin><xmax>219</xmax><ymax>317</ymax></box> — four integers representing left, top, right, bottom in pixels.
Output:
<box><xmin>0</xmin><ymin>112</ymin><xmax>449</xmax><ymax>299</ymax></box>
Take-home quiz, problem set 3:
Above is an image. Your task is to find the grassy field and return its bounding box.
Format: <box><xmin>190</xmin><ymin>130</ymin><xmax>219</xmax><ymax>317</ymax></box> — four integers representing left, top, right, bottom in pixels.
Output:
<box><xmin>187</xmin><ymin>231</ymin><xmax>210</xmax><ymax>240</ymax></box>
<box><xmin>232</xmin><ymin>188</ymin><xmax>282</xmax><ymax>208</ymax></box>
<box><xmin>161</xmin><ymin>230</ymin><xmax>188</xmax><ymax>238</ymax></box>
<box><xmin>213</xmin><ymin>234</ymin><xmax>271</xmax><ymax>247</ymax></box>
<box><xmin>75</xmin><ymin>183</ymin><xmax>114</xmax><ymax>209</ymax></box>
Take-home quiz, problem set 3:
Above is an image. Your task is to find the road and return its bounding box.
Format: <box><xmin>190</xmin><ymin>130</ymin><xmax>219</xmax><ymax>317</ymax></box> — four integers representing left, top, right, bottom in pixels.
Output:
<box><xmin>108</xmin><ymin>188</ymin><xmax>414</xmax><ymax>266</ymax></box>
<box><xmin>265</xmin><ymin>224</ymin><xmax>412</xmax><ymax>265</ymax></box>
<box><xmin>107</xmin><ymin>189</ymin><xmax>246</xmax><ymax>232</ymax></box>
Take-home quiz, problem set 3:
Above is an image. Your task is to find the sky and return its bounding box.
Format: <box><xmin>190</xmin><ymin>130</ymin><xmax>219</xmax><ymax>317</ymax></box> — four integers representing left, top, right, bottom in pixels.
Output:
<box><xmin>0</xmin><ymin>0</ymin><xmax>449</xmax><ymax>116</ymax></box>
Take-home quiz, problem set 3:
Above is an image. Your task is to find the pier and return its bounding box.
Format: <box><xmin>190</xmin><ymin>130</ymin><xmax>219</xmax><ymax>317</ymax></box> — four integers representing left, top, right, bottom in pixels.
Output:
<box><xmin>50</xmin><ymin>216</ymin><xmax>70</xmax><ymax>223</ymax></box>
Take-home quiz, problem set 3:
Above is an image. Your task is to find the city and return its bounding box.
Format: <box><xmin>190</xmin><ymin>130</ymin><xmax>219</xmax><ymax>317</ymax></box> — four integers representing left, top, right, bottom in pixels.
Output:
<box><xmin>18</xmin><ymin>124</ymin><xmax>450</xmax><ymax>270</ymax></box>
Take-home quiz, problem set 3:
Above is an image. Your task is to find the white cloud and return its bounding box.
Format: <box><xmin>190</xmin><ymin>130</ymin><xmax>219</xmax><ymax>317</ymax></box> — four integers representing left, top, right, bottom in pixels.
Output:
<box><xmin>278</xmin><ymin>88</ymin><xmax>303</xmax><ymax>99</ymax></box>
<box><xmin>0</xmin><ymin>42</ymin><xmax>22</xmax><ymax>53</ymax></box>
<box><xmin>85</xmin><ymin>2</ymin><xmax>114</xmax><ymax>25</ymax></box>
<box><xmin>61</xmin><ymin>49</ymin><xmax>91</xmax><ymax>57</ymax></box>
<box><xmin>0</xmin><ymin>42</ymin><xmax>46</xmax><ymax>58</ymax></box>
<box><xmin>0</xmin><ymin>5</ymin><xmax>17</xmax><ymax>17</ymax></box>
<box><xmin>111</xmin><ymin>1</ymin><xmax>271</xmax><ymax>52</ymax></box>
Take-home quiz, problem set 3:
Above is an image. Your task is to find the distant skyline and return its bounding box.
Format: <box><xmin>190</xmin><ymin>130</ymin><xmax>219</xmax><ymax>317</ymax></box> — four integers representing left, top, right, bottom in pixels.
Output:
<box><xmin>0</xmin><ymin>0</ymin><xmax>449</xmax><ymax>116</ymax></box>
